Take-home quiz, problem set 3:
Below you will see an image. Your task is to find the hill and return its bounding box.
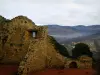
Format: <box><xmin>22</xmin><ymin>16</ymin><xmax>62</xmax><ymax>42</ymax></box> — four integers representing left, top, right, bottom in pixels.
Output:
<box><xmin>46</xmin><ymin>25</ymin><xmax>100</xmax><ymax>43</ymax></box>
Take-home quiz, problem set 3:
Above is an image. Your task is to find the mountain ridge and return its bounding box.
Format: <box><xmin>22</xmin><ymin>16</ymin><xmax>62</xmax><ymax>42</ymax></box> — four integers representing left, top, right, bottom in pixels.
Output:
<box><xmin>43</xmin><ymin>24</ymin><xmax>100</xmax><ymax>43</ymax></box>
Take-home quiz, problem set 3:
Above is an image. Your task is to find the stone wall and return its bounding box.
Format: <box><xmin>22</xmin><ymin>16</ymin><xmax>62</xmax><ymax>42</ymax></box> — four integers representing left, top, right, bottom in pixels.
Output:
<box><xmin>78</xmin><ymin>55</ymin><xmax>92</xmax><ymax>68</ymax></box>
<box><xmin>17</xmin><ymin>33</ymin><xmax>66</xmax><ymax>75</ymax></box>
<box><xmin>0</xmin><ymin>15</ymin><xmax>66</xmax><ymax>75</ymax></box>
<box><xmin>0</xmin><ymin>16</ymin><xmax>37</xmax><ymax>63</ymax></box>
<box><xmin>64</xmin><ymin>55</ymin><xmax>92</xmax><ymax>69</ymax></box>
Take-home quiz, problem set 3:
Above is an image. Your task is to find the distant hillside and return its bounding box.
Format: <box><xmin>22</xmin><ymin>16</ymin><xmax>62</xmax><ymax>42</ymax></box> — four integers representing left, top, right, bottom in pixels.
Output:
<box><xmin>61</xmin><ymin>32</ymin><xmax>100</xmax><ymax>44</ymax></box>
<box><xmin>73</xmin><ymin>25</ymin><xmax>100</xmax><ymax>33</ymax></box>
<box><xmin>47</xmin><ymin>25</ymin><xmax>83</xmax><ymax>40</ymax></box>
<box><xmin>48</xmin><ymin>25</ymin><xmax>79</xmax><ymax>35</ymax></box>
<box><xmin>44</xmin><ymin>25</ymin><xmax>100</xmax><ymax>43</ymax></box>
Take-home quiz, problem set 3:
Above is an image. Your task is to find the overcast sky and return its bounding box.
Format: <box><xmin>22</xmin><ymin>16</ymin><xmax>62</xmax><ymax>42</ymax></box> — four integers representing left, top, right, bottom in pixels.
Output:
<box><xmin>0</xmin><ymin>0</ymin><xmax>100</xmax><ymax>26</ymax></box>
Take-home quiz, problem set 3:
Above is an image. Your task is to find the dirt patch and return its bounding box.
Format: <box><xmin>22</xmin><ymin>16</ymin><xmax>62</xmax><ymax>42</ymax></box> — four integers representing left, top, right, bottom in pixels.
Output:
<box><xmin>0</xmin><ymin>65</ymin><xmax>95</xmax><ymax>75</ymax></box>
<box><xmin>0</xmin><ymin>64</ymin><xmax>18</xmax><ymax>75</ymax></box>
<box><xmin>29</xmin><ymin>68</ymin><xmax>95</xmax><ymax>75</ymax></box>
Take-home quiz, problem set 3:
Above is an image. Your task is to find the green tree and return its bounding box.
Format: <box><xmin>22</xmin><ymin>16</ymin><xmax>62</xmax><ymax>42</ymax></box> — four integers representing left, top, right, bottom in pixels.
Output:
<box><xmin>49</xmin><ymin>36</ymin><xmax>69</xmax><ymax>57</ymax></box>
<box><xmin>0</xmin><ymin>15</ymin><xmax>6</xmax><ymax>23</ymax></box>
<box><xmin>72</xmin><ymin>43</ymin><xmax>93</xmax><ymax>58</ymax></box>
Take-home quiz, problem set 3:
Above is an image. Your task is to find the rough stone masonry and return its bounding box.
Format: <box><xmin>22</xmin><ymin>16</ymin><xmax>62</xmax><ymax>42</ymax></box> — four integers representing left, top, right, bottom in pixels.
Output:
<box><xmin>0</xmin><ymin>15</ymin><xmax>67</xmax><ymax>75</ymax></box>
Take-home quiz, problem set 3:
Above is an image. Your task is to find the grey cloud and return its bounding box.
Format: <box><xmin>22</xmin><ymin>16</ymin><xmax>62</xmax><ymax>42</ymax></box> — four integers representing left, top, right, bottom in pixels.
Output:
<box><xmin>0</xmin><ymin>0</ymin><xmax>100</xmax><ymax>26</ymax></box>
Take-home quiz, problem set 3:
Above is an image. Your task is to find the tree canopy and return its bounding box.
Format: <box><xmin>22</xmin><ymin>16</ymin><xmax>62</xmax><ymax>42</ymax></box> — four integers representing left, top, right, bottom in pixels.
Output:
<box><xmin>72</xmin><ymin>43</ymin><xmax>93</xmax><ymax>58</ymax></box>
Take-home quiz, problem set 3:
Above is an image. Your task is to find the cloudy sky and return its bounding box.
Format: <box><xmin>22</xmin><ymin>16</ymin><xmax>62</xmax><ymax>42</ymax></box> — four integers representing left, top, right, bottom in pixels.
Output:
<box><xmin>0</xmin><ymin>0</ymin><xmax>100</xmax><ymax>26</ymax></box>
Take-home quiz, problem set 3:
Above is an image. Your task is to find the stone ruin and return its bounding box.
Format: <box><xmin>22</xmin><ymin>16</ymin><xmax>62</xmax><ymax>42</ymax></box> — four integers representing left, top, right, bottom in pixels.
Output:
<box><xmin>0</xmin><ymin>15</ymin><xmax>68</xmax><ymax>75</ymax></box>
<box><xmin>65</xmin><ymin>55</ymin><xmax>92</xmax><ymax>69</ymax></box>
<box><xmin>0</xmin><ymin>15</ymin><xmax>92</xmax><ymax>75</ymax></box>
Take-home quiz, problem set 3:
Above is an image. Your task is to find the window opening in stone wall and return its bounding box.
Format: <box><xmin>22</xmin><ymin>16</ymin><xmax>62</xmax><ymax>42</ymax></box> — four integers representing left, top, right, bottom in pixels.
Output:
<box><xmin>32</xmin><ymin>31</ymin><xmax>36</xmax><ymax>38</ymax></box>
<box><xmin>28</xmin><ymin>30</ymin><xmax>37</xmax><ymax>39</ymax></box>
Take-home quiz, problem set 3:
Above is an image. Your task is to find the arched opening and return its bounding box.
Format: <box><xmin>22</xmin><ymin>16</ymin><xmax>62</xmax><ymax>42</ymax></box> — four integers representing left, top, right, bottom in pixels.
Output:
<box><xmin>69</xmin><ymin>62</ymin><xmax>78</xmax><ymax>68</ymax></box>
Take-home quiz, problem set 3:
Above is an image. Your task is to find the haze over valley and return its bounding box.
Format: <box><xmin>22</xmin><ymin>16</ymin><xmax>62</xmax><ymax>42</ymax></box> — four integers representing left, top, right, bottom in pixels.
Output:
<box><xmin>47</xmin><ymin>25</ymin><xmax>100</xmax><ymax>44</ymax></box>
